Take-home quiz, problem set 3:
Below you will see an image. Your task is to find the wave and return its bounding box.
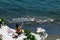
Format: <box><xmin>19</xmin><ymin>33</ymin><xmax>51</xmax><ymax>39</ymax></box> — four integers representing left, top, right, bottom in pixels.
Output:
<box><xmin>36</xmin><ymin>18</ymin><xmax>54</xmax><ymax>23</ymax></box>
<box><xmin>9</xmin><ymin>17</ymin><xmax>35</xmax><ymax>23</ymax></box>
<box><xmin>53</xmin><ymin>19</ymin><xmax>60</xmax><ymax>24</ymax></box>
<box><xmin>8</xmin><ymin>17</ymin><xmax>54</xmax><ymax>23</ymax></box>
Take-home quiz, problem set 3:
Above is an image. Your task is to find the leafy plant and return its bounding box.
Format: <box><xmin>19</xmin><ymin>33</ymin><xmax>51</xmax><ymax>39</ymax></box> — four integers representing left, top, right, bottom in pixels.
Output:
<box><xmin>24</xmin><ymin>29</ymin><xmax>35</xmax><ymax>40</ymax></box>
<box><xmin>0</xmin><ymin>38</ymin><xmax>2</xmax><ymax>40</ymax></box>
<box><xmin>0</xmin><ymin>36</ymin><xmax>2</xmax><ymax>40</ymax></box>
<box><xmin>0</xmin><ymin>18</ymin><xmax>5</xmax><ymax>25</ymax></box>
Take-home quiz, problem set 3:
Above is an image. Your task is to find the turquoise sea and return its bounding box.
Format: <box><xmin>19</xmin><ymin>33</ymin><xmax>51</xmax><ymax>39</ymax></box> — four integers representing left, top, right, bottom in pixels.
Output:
<box><xmin>0</xmin><ymin>0</ymin><xmax>60</xmax><ymax>34</ymax></box>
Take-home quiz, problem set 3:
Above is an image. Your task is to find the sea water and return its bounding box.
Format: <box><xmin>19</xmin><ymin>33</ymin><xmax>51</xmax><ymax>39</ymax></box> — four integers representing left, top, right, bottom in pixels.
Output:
<box><xmin>0</xmin><ymin>0</ymin><xmax>60</xmax><ymax>35</ymax></box>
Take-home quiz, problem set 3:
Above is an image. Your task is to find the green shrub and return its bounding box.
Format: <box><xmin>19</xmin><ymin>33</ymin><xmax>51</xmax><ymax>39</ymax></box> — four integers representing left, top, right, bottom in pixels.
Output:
<box><xmin>0</xmin><ymin>38</ymin><xmax>2</xmax><ymax>40</ymax></box>
<box><xmin>30</xmin><ymin>35</ymin><xmax>35</xmax><ymax>40</ymax></box>
<box><xmin>0</xmin><ymin>18</ymin><xmax>5</xmax><ymax>25</ymax></box>
<box><xmin>24</xmin><ymin>29</ymin><xmax>35</xmax><ymax>40</ymax></box>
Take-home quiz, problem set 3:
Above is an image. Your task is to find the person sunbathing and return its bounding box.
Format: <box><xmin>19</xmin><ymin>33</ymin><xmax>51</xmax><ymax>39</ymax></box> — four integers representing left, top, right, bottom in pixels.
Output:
<box><xmin>15</xmin><ymin>22</ymin><xmax>23</xmax><ymax>35</ymax></box>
